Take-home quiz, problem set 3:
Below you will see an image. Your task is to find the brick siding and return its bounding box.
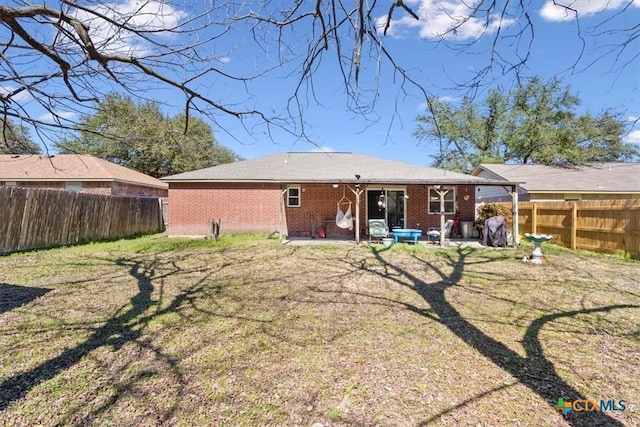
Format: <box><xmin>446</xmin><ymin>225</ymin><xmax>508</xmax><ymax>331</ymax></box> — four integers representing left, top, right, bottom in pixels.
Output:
<box><xmin>166</xmin><ymin>182</ymin><xmax>479</xmax><ymax>238</ymax></box>
<box><xmin>167</xmin><ymin>182</ymin><xmax>283</xmax><ymax>236</ymax></box>
<box><xmin>110</xmin><ymin>182</ymin><xmax>167</xmax><ymax>197</ymax></box>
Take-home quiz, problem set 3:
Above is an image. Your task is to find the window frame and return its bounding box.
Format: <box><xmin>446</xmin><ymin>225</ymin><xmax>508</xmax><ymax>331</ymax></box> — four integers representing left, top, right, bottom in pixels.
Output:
<box><xmin>286</xmin><ymin>186</ymin><xmax>301</xmax><ymax>207</ymax></box>
<box><xmin>428</xmin><ymin>187</ymin><xmax>456</xmax><ymax>214</ymax></box>
<box><xmin>65</xmin><ymin>182</ymin><xmax>83</xmax><ymax>192</ymax></box>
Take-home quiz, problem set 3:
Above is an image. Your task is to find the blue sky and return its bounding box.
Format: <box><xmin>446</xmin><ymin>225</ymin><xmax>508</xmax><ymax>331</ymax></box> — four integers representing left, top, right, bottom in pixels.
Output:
<box><xmin>3</xmin><ymin>0</ymin><xmax>639</xmax><ymax>168</ymax></box>
<box><xmin>193</xmin><ymin>0</ymin><xmax>640</xmax><ymax>166</ymax></box>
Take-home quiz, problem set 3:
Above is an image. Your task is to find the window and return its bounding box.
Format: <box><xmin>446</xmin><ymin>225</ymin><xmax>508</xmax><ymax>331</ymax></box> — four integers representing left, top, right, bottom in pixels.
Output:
<box><xmin>65</xmin><ymin>182</ymin><xmax>82</xmax><ymax>192</ymax></box>
<box><xmin>429</xmin><ymin>187</ymin><xmax>455</xmax><ymax>214</ymax></box>
<box><xmin>5</xmin><ymin>181</ymin><xmax>17</xmax><ymax>186</ymax></box>
<box><xmin>287</xmin><ymin>186</ymin><xmax>301</xmax><ymax>207</ymax></box>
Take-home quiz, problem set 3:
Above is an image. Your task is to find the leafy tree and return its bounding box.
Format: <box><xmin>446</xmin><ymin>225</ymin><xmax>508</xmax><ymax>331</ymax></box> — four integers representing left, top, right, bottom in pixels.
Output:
<box><xmin>56</xmin><ymin>94</ymin><xmax>239</xmax><ymax>177</ymax></box>
<box><xmin>414</xmin><ymin>77</ymin><xmax>638</xmax><ymax>173</ymax></box>
<box><xmin>0</xmin><ymin>120</ymin><xmax>41</xmax><ymax>154</ymax></box>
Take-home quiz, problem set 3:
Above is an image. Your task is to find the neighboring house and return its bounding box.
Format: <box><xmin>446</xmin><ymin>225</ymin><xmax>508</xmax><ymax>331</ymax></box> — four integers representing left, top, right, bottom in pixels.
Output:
<box><xmin>161</xmin><ymin>152</ymin><xmax>517</xmax><ymax>239</ymax></box>
<box><xmin>472</xmin><ymin>163</ymin><xmax>640</xmax><ymax>202</ymax></box>
<box><xmin>0</xmin><ymin>154</ymin><xmax>168</xmax><ymax>197</ymax></box>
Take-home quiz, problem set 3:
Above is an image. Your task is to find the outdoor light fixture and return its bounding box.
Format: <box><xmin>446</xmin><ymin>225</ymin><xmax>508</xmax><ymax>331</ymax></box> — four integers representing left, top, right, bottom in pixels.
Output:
<box><xmin>332</xmin><ymin>184</ymin><xmax>339</xmax><ymax>188</ymax></box>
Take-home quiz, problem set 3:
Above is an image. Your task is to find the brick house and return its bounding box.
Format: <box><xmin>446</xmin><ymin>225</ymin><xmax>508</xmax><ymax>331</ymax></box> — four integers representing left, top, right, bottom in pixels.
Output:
<box><xmin>0</xmin><ymin>154</ymin><xmax>168</xmax><ymax>197</ymax></box>
<box><xmin>162</xmin><ymin>152</ymin><xmax>518</xmax><ymax>243</ymax></box>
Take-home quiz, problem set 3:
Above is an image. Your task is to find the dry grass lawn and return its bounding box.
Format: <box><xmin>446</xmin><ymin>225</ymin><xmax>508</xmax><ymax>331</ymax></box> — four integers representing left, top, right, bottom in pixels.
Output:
<box><xmin>0</xmin><ymin>235</ymin><xmax>638</xmax><ymax>426</ymax></box>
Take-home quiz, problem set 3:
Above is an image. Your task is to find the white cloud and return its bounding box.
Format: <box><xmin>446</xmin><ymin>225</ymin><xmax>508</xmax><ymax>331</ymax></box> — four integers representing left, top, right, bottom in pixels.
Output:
<box><xmin>417</xmin><ymin>101</ymin><xmax>430</xmax><ymax>111</ymax></box>
<box><xmin>539</xmin><ymin>0</ymin><xmax>640</xmax><ymax>22</ymax></box>
<box><xmin>39</xmin><ymin>111</ymin><xmax>77</xmax><ymax>122</ymax></box>
<box><xmin>377</xmin><ymin>0</ymin><xmax>516</xmax><ymax>40</ymax></box>
<box><xmin>70</xmin><ymin>0</ymin><xmax>187</xmax><ymax>56</ymax></box>
<box><xmin>437</xmin><ymin>95</ymin><xmax>458</xmax><ymax>103</ymax></box>
<box><xmin>218</xmin><ymin>56</ymin><xmax>231</xmax><ymax>64</ymax></box>
<box><xmin>310</xmin><ymin>146</ymin><xmax>336</xmax><ymax>153</ymax></box>
<box><xmin>417</xmin><ymin>96</ymin><xmax>457</xmax><ymax>111</ymax></box>
<box><xmin>628</xmin><ymin>116</ymin><xmax>639</xmax><ymax>122</ymax></box>
<box><xmin>623</xmin><ymin>129</ymin><xmax>640</xmax><ymax>144</ymax></box>
<box><xmin>0</xmin><ymin>85</ymin><xmax>31</xmax><ymax>102</ymax></box>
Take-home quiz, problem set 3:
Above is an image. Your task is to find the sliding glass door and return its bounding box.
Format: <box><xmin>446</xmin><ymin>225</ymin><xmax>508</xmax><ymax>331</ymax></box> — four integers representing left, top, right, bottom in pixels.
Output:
<box><xmin>366</xmin><ymin>189</ymin><xmax>406</xmax><ymax>229</ymax></box>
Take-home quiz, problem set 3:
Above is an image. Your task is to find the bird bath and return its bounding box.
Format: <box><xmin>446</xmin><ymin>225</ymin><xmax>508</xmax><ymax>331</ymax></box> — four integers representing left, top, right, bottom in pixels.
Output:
<box><xmin>524</xmin><ymin>233</ymin><xmax>553</xmax><ymax>264</ymax></box>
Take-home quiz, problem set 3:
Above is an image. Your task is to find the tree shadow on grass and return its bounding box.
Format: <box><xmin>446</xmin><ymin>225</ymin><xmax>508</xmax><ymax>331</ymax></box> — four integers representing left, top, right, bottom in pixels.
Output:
<box><xmin>0</xmin><ymin>250</ymin><xmax>261</xmax><ymax>422</ymax></box>
<box><xmin>367</xmin><ymin>246</ymin><xmax>637</xmax><ymax>426</ymax></box>
<box><xmin>0</xmin><ymin>283</ymin><xmax>51</xmax><ymax>315</ymax></box>
<box><xmin>0</xmin><ymin>256</ymin><xmax>178</xmax><ymax>418</ymax></box>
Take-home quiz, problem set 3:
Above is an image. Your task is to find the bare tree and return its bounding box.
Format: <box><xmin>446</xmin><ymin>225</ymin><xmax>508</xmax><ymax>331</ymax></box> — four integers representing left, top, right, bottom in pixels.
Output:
<box><xmin>0</xmin><ymin>1</ymin><xmax>428</xmax><ymax>150</ymax></box>
<box><xmin>1</xmin><ymin>1</ymin><xmax>637</xmax><ymax>150</ymax></box>
<box><xmin>382</xmin><ymin>0</ymin><xmax>639</xmax><ymax>96</ymax></box>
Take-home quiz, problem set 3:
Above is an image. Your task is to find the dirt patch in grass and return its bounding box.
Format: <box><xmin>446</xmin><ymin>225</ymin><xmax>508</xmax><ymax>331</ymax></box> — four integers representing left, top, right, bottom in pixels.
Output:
<box><xmin>0</xmin><ymin>236</ymin><xmax>638</xmax><ymax>426</ymax></box>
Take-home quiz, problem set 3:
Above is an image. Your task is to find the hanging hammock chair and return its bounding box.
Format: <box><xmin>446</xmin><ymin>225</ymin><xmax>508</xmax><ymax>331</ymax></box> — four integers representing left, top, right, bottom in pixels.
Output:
<box><xmin>336</xmin><ymin>187</ymin><xmax>353</xmax><ymax>230</ymax></box>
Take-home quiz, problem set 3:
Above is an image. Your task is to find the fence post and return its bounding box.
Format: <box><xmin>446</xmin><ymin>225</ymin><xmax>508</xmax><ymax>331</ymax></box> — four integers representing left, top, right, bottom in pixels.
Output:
<box><xmin>571</xmin><ymin>202</ymin><xmax>577</xmax><ymax>250</ymax></box>
<box><xmin>18</xmin><ymin>188</ymin><xmax>34</xmax><ymax>250</ymax></box>
<box><xmin>531</xmin><ymin>203</ymin><xmax>537</xmax><ymax>234</ymax></box>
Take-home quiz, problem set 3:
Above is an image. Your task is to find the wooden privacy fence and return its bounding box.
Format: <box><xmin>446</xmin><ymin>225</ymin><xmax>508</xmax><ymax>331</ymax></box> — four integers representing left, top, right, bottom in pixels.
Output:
<box><xmin>0</xmin><ymin>186</ymin><xmax>164</xmax><ymax>253</ymax></box>
<box><xmin>512</xmin><ymin>199</ymin><xmax>640</xmax><ymax>257</ymax></box>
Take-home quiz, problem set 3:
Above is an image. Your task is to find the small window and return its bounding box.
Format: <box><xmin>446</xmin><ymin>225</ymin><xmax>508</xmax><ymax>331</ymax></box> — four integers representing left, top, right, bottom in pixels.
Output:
<box><xmin>287</xmin><ymin>186</ymin><xmax>301</xmax><ymax>207</ymax></box>
<box><xmin>429</xmin><ymin>187</ymin><xmax>455</xmax><ymax>214</ymax></box>
<box><xmin>5</xmin><ymin>181</ymin><xmax>17</xmax><ymax>186</ymax></box>
<box><xmin>65</xmin><ymin>182</ymin><xmax>82</xmax><ymax>192</ymax></box>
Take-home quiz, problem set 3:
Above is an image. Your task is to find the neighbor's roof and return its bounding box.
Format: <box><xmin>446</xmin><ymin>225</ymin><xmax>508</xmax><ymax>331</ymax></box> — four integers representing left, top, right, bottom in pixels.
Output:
<box><xmin>161</xmin><ymin>152</ymin><xmax>519</xmax><ymax>185</ymax></box>
<box><xmin>0</xmin><ymin>154</ymin><xmax>168</xmax><ymax>189</ymax></box>
<box><xmin>472</xmin><ymin>163</ymin><xmax>640</xmax><ymax>193</ymax></box>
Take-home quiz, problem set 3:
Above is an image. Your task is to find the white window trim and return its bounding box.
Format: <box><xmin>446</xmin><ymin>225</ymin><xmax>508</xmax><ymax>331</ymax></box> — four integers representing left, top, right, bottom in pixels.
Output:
<box><xmin>287</xmin><ymin>186</ymin><xmax>301</xmax><ymax>207</ymax></box>
<box><xmin>428</xmin><ymin>187</ymin><xmax>456</xmax><ymax>214</ymax></box>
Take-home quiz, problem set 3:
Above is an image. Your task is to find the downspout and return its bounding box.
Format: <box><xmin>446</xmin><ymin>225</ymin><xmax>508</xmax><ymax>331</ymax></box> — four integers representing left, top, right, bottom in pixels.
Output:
<box><xmin>279</xmin><ymin>187</ymin><xmax>288</xmax><ymax>239</ymax></box>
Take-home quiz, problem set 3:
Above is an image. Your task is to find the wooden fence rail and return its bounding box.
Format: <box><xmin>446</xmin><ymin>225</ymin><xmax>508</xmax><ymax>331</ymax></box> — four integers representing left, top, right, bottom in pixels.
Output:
<box><xmin>0</xmin><ymin>186</ymin><xmax>164</xmax><ymax>253</ymax></box>
<box><xmin>509</xmin><ymin>199</ymin><xmax>640</xmax><ymax>258</ymax></box>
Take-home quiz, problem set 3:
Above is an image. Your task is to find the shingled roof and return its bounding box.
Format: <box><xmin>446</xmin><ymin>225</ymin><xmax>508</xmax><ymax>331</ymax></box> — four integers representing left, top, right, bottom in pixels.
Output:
<box><xmin>162</xmin><ymin>152</ymin><xmax>516</xmax><ymax>185</ymax></box>
<box><xmin>0</xmin><ymin>154</ymin><xmax>167</xmax><ymax>189</ymax></box>
<box><xmin>473</xmin><ymin>163</ymin><xmax>640</xmax><ymax>193</ymax></box>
